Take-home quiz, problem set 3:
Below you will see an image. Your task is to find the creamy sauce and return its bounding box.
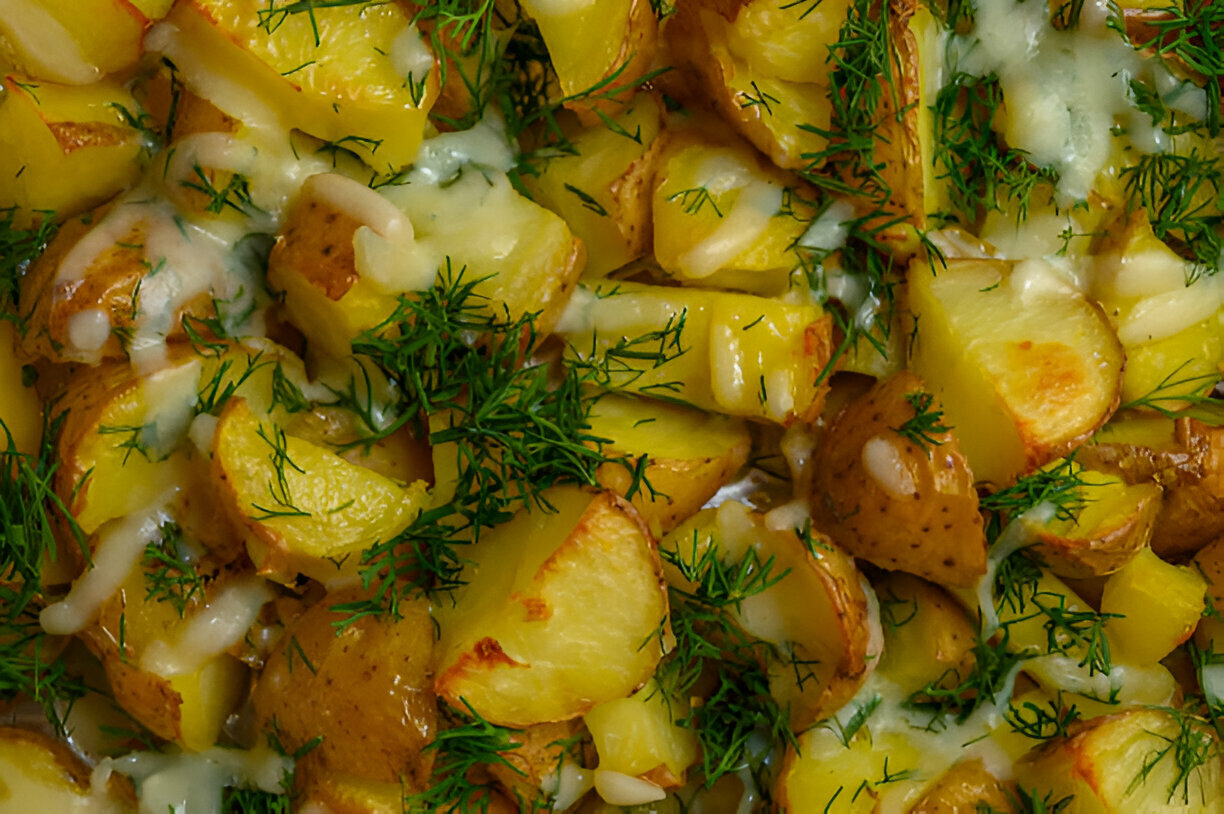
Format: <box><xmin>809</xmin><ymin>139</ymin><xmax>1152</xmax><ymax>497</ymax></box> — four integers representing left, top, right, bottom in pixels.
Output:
<box><xmin>95</xmin><ymin>745</ymin><xmax>291</xmax><ymax>814</ymax></box>
<box><xmin>861</xmin><ymin>434</ymin><xmax>918</xmax><ymax>499</ymax></box>
<box><xmin>140</xmin><ymin>576</ymin><xmax>273</xmax><ymax>678</ymax></box>
<box><xmin>679</xmin><ymin>180</ymin><xmax>782</xmax><ymax>279</ymax></box>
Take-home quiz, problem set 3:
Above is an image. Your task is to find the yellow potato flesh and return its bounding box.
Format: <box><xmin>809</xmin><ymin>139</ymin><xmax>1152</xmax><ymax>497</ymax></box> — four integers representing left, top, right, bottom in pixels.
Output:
<box><xmin>583</xmin><ymin>680</ymin><xmax>698</xmax><ymax>782</ymax></box>
<box><xmin>211</xmin><ymin>398</ymin><xmax>429</xmax><ymax>583</ymax></box>
<box><xmin>875</xmin><ymin>573</ymin><xmax>975</xmax><ymax>696</ymax></box>
<box><xmin>0</xmin><ymin>0</ymin><xmax>145</xmax><ymax>84</ymax></box>
<box><xmin>0</xmin><ymin>727</ymin><xmax>132</xmax><ymax>813</ymax></box>
<box><xmin>1102</xmin><ymin>547</ymin><xmax>1206</xmax><ymax>666</ymax></box>
<box><xmin>908</xmin><ymin>258</ymin><xmax>1124</xmax><ymax>485</ymax></box>
<box><xmin>433</xmin><ymin>487</ymin><xmax>667</xmax><ymax>727</ymax></box>
<box><xmin>0</xmin><ymin>321</ymin><xmax>40</xmax><ymax>455</ymax></box>
<box><xmin>159</xmin><ymin>0</ymin><xmax>435</xmax><ymax>170</ymax></box>
<box><xmin>520</xmin><ymin>0</ymin><xmax>633</xmax><ymax>99</ymax></box>
<box><xmin>0</xmin><ymin>75</ymin><xmax>143</xmax><ymax>223</ymax></box>
<box><xmin>776</xmin><ymin>727</ymin><xmax>923</xmax><ymax>814</ymax></box>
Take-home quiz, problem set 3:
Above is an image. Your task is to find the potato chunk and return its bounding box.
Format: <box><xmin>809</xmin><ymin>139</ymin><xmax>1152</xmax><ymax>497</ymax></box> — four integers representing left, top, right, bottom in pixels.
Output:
<box><xmin>908</xmin><ymin>257</ymin><xmax>1124</xmax><ymax>486</ymax></box>
<box><xmin>1101</xmin><ymin>547</ymin><xmax>1206</xmax><ymax>666</ymax></box>
<box><xmin>811</xmin><ymin>370</ymin><xmax>986</xmax><ymax>587</ymax></box>
<box><xmin>0</xmin><ymin>727</ymin><xmax>136</xmax><ymax>813</ymax></box>
<box><xmin>433</xmin><ymin>488</ymin><xmax>668</xmax><ymax>727</ymax></box>
<box><xmin>211</xmin><ymin>398</ymin><xmax>430</xmax><ymax>585</ymax></box>
<box><xmin>0</xmin><ymin>0</ymin><xmax>146</xmax><ymax>85</ymax></box>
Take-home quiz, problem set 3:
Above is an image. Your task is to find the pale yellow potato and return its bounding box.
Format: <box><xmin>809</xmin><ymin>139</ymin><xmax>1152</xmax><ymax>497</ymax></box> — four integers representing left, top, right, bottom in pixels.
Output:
<box><xmin>774</xmin><ymin>726</ymin><xmax>925</xmax><ymax>813</ymax></box>
<box><xmin>153</xmin><ymin>0</ymin><xmax>438</xmax><ymax>172</ymax></box>
<box><xmin>1014</xmin><ymin>708</ymin><xmax>1224</xmax><ymax>812</ymax></box>
<box><xmin>84</xmin><ymin>562</ymin><xmax>253</xmax><ymax>750</ymax></box>
<box><xmin>520</xmin><ymin>0</ymin><xmax>657</xmax><ymax>125</ymax></box>
<box><xmin>0</xmin><ymin>0</ymin><xmax>146</xmax><ymax>85</ymax></box>
<box><xmin>649</xmin><ymin>126</ymin><xmax>819</xmax><ymax>292</ymax></box>
<box><xmin>1033</xmin><ymin>468</ymin><xmax>1162</xmax><ymax>579</ymax></box>
<box><xmin>584</xmin><ymin>680</ymin><xmax>698</xmax><ymax>788</ymax></box>
<box><xmin>664</xmin><ymin>501</ymin><xmax>872</xmax><ymax>729</ymax></box>
<box><xmin>251</xmin><ymin>588</ymin><xmax>437</xmax><ymax>796</ymax></box>
<box><xmin>907</xmin><ymin>759</ymin><xmax>1014</xmax><ymax>814</ymax></box>
<box><xmin>1101</xmin><ymin>547</ymin><xmax>1206</xmax><ymax>666</ymax></box>
<box><xmin>586</xmin><ymin>393</ymin><xmax>751</xmax><ymax>536</ymax></box>
<box><xmin>874</xmin><ymin>572</ymin><xmax>976</xmax><ymax>696</ymax></box>
<box><xmin>558</xmin><ymin>280</ymin><xmax>834</xmax><ymax>425</ymax></box>
<box><xmin>0</xmin><ymin>75</ymin><xmax>144</xmax><ymax>227</ymax></box>
<box><xmin>433</xmin><ymin>487</ymin><xmax>668</xmax><ymax>727</ymax></box>
<box><xmin>0</xmin><ymin>320</ymin><xmax>41</xmax><ymax>455</ymax></box>
<box><xmin>210</xmin><ymin>398</ymin><xmax>430</xmax><ymax>585</ymax></box>
<box><xmin>908</xmin><ymin>256</ymin><xmax>1125</xmax><ymax>486</ymax></box>
<box><xmin>522</xmin><ymin>99</ymin><xmax>663</xmax><ymax>277</ymax></box>
<box><xmin>811</xmin><ymin>370</ymin><xmax>987</xmax><ymax>588</ymax></box>
<box><xmin>382</xmin><ymin>168</ymin><xmax>586</xmax><ymax>341</ymax></box>
<box><xmin>0</xmin><ymin>726</ymin><xmax>136</xmax><ymax>813</ymax></box>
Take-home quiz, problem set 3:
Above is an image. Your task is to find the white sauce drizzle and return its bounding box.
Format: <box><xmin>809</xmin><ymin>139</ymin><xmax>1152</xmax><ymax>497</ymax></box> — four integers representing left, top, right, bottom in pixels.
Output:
<box><xmin>678</xmin><ymin>180</ymin><xmax>782</xmax><ymax>279</ymax></box>
<box><xmin>390</xmin><ymin>23</ymin><xmax>435</xmax><ymax>89</ymax></box>
<box><xmin>140</xmin><ymin>575</ymin><xmax>273</xmax><ymax>678</ymax></box>
<box><xmin>94</xmin><ymin>745</ymin><xmax>291</xmax><ymax>814</ymax></box>
<box><xmin>0</xmin><ymin>0</ymin><xmax>98</xmax><ymax>84</ymax></box>
<box><xmin>593</xmin><ymin>769</ymin><xmax>667</xmax><ymax>807</ymax></box>
<box><xmin>861</xmin><ymin>435</ymin><xmax>917</xmax><ymax>499</ymax></box>
<box><xmin>66</xmin><ymin>308</ymin><xmax>112</xmax><ymax>353</ymax></box>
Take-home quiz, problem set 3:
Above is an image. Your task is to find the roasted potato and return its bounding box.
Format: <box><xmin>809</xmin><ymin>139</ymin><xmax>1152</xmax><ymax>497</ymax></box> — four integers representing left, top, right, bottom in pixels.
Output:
<box><xmin>210</xmin><ymin>398</ymin><xmax>430</xmax><ymax>586</ymax></box>
<box><xmin>520</xmin><ymin>0</ymin><xmax>657</xmax><ymax>125</ymax></box>
<box><xmin>810</xmin><ymin>370</ymin><xmax>987</xmax><ymax>588</ymax></box>
<box><xmin>874</xmin><ymin>572</ymin><xmax>976</xmax><ymax>696</ymax></box>
<box><xmin>663</xmin><ymin>501</ymin><xmax>872</xmax><ymax>729</ymax></box>
<box><xmin>484</xmin><ymin>719</ymin><xmax>591</xmax><ymax>808</ymax></box>
<box><xmin>1101</xmin><ymin>547</ymin><xmax>1206</xmax><ymax>666</ymax></box>
<box><xmin>558</xmin><ymin>280</ymin><xmax>834</xmax><ymax>425</ymax></box>
<box><xmin>433</xmin><ymin>487</ymin><xmax>668</xmax><ymax>727</ymax></box>
<box><xmin>0</xmin><ymin>76</ymin><xmax>145</xmax><ymax>227</ymax></box>
<box><xmin>907</xmin><ymin>758</ymin><xmax>1014</xmax><ymax>814</ymax></box>
<box><xmin>251</xmin><ymin>588</ymin><xmax>437</xmax><ymax>797</ymax></box>
<box><xmin>1013</xmin><ymin>708</ymin><xmax>1224</xmax><ymax>812</ymax></box>
<box><xmin>150</xmin><ymin>0</ymin><xmax>439</xmax><ymax>172</ymax></box>
<box><xmin>583</xmin><ymin>680</ymin><xmax>698</xmax><ymax>789</ymax></box>
<box><xmin>0</xmin><ymin>320</ymin><xmax>41</xmax><ymax>456</ymax></box>
<box><xmin>774</xmin><ymin>725</ymin><xmax>925</xmax><ymax>813</ymax></box>
<box><xmin>908</xmin><ymin>256</ymin><xmax>1125</xmax><ymax>486</ymax></box>
<box><xmin>0</xmin><ymin>726</ymin><xmax>136</xmax><ymax>812</ymax></box>
<box><xmin>1193</xmin><ymin>535</ymin><xmax>1224</xmax><ymax>651</ymax></box>
<box><xmin>0</xmin><ymin>1</ymin><xmax>147</xmax><ymax>85</ymax></box>
<box><xmin>522</xmin><ymin>99</ymin><xmax>663</xmax><ymax>278</ymax></box>
<box><xmin>586</xmin><ymin>393</ymin><xmax>751</xmax><ymax>536</ymax></box>
<box><xmin>1032</xmin><ymin>466</ymin><xmax>1162</xmax><ymax>579</ymax></box>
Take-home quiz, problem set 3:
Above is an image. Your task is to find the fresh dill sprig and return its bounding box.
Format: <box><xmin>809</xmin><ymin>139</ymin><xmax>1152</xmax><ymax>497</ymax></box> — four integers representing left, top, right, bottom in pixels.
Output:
<box><xmin>405</xmin><ymin>700</ymin><xmax>523</xmax><ymax>814</ymax></box>
<box><xmin>1116</xmin><ymin>359</ymin><xmax>1224</xmax><ymax>420</ymax></box>
<box><xmin>1</xmin><ymin>207</ymin><xmax>58</xmax><ymax>322</ymax></box>
<box><xmin>1127</xmin><ymin>707</ymin><xmax>1221</xmax><ymax>805</ymax></box>
<box><xmin>180</xmin><ymin>165</ymin><xmax>262</xmax><ymax>216</ymax></box>
<box><xmin>979</xmin><ymin>458</ymin><xmax>1089</xmax><ymax>537</ymax></box>
<box><xmin>1124</xmin><ymin>1</ymin><xmax>1224</xmax><ymax>135</ymax></box>
<box><xmin>905</xmin><ymin>635</ymin><xmax>1027</xmax><ymax>726</ymax></box>
<box><xmin>141</xmin><ymin>523</ymin><xmax>206</xmax><ymax>618</ymax></box>
<box><xmin>257</xmin><ymin>0</ymin><xmax>389</xmax><ymax>46</ymax></box>
<box><xmin>1121</xmin><ymin>149</ymin><xmax>1224</xmax><ymax>279</ymax></box>
<box><xmin>667</xmin><ymin>186</ymin><xmax>724</xmax><ymax>218</ymax></box>
<box><xmin>891</xmin><ymin>390</ymin><xmax>952</xmax><ymax>454</ymax></box>
<box><xmin>1005</xmin><ymin>694</ymin><xmax>1081</xmax><ymax>740</ymax></box>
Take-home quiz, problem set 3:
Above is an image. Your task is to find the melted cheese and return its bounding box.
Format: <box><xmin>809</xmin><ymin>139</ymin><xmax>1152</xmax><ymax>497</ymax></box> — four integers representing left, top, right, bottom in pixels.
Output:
<box><xmin>390</xmin><ymin>23</ymin><xmax>435</xmax><ymax>84</ymax></box>
<box><xmin>593</xmin><ymin>769</ymin><xmax>666</xmax><ymax>807</ymax></box>
<box><xmin>861</xmin><ymin>434</ymin><xmax>918</xmax><ymax>499</ymax></box>
<box><xmin>65</xmin><ymin>309</ymin><xmax>112</xmax><ymax>354</ymax></box>
<box><xmin>0</xmin><ymin>0</ymin><xmax>98</xmax><ymax>84</ymax></box>
<box><xmin>96</xmin><ymin>745</ymin><xmax>291</xmax><ymax>814</ymax></box>
<box><xmin>140</xmin><ymin>575</ymin><xmax>273</xmax><ymax>678</ymax></box>
<box><xmin>40</xmin><ymin>490</ymin><xmax>178</xmax><ymax>635</ymax></box>
<box><xmin>678</xmin><ymin>180</ymin><xmax>782</xmax><ymax>279</ymax></box>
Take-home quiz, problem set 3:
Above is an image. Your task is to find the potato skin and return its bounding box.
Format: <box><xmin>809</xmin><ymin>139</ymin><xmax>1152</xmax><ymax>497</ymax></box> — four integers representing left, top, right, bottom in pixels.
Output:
<box><xmin>1153</xmin><ymin>418</ymin><xmax>1224</xmax><ymax>559</ymax></box>
<box><xmin>908</xmin><ymin>758</ymin><xmax>1014</xmax><ymax>814</ymax></box>
<box><xmin>810</xmin><ymin>370</ymin><xmax>986</xmax><ymax>588</ymax></box>
<box><xmin>251</xmin><ymin>588</ymin><xmax>438</xmax><ymax>795</ymax></box>
<box><xmin>0</xmin><ymin>726</ymin><xmax>137</xmax><ymax>811</ymax></box>
<box><xmin>1033</xmin><ymin>476</ymin><xmax>1161</xmax><ymax>579</ymax></box>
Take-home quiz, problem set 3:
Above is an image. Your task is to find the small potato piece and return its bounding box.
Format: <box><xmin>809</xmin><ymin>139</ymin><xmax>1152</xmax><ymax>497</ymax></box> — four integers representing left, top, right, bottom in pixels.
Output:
<box><xmin>584</xmin><ymin>680</ymin><xmax>698</xmax><ymax>788</ymax></box>
<box><xmin>587</xmin><ymin>393</ymin><xmax>751</xmax><ymax>535</ymax></box>
<box><xmin>558</xmin><ymin>280</ymin><xmax>833</xmax><ymax>425</ymax></box>
<box><xmin>0</xmin><ymin>76</ymin><xmax>144</xmax><ymax>225</ymax></box>
<box><xmin>0</xmin><ymin>0</ymin><xmax>146</xmax><ymax>85</ymax></box>
<box><xmin>382</xmin><ymin>169</ymin><xmax>586</xmax><ymax>340</ymax></box>
<box><xmin>211</xmin><ymin>398</ymin><xmax>430</xmax><ymax>585</ymax></box>
<box><xmin>664</xmin><ymin>501</ymin><xmax>872</xmax><ymax>728</ymax></box>
<box><xmin>1101</xmin><ymin>547</ymin><xmax>1206</xmax><ymax>666</ymax></box>
<box><xmin>774</xmin><ymin>726</ymin><xmax>924</xmax><ymax>813</ymax></box>
<box><xmin>252</xmin><ymin>589</ymin><xmax>437</xmax><ymax>795</ymax></box>
<box><xmin>152</xmin><ymin>0</ymin><xmax>438</xmax><ymax>171</ymax></box>
<box><xmin>0</xmin><ymin>726</ymin><xmax>136</xmax><ymax>813</ymax></box>
<box><xmin>1154</xmin><ymin>419</ymin><xmax>1224</xmax><ymax>559</ymax></box>
<box><xmin>908</xmin><ymin>257</ymin><xmax>1124</xmax><ymax>486</ymax></box>
<box><xmin>523</xmin><ymin>100</ymin><xmax>663</xmax><ymax>277</ymax></box>
<box><xmin>875</xmin><ymin>572</ymin><xmax>976</xmax><ymax>696</ymax></box>
<box><xmin>811</xmin><ymin>370</ymin><xmax>986</xmax><ymax>588</ymax></box>
<box><xmin>521</xmin><ymin>0</ymin><xmax>656</xmax><ymax>125</ymax></box>
<box><xmin>1014</xmin><ymin>708</ymin><xmax>1224</xmax><ymax>812</ymax></box>
<box><xmin>1033</xmin><ymin>469</ymin><xmax>1162</xmax><ymax>578</ymax></box>
<box><xmin>433</xmin><ymin>487</ymin><xmax>668</xmax><ymax>727</ymax></box>
<box><xmin>908</xmin><ymin>759</ymin><xmax>1014</xmax><ymax>814</ymax></box>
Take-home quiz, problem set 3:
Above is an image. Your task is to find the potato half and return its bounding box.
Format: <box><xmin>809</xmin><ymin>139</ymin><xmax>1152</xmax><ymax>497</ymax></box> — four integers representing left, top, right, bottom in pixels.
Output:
<box><xmin>908</xmin><ymin>257</ymin><xmax>1124</xmax><ymax>486</ymax></box>
<box><xmin>810</xmin><ymin>370</ymin><xmax>986</xmax><ymax>588</ymax></box>
<box><xmin>433</xmin><ymin>487</ymin><xmax>668</xmax><ymax>727</ymax></box>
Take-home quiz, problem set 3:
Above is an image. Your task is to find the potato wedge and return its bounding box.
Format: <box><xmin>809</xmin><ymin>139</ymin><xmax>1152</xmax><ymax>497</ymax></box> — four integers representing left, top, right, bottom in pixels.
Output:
<box><xmin>210</xmin><ymin>398</ymin><xmax>430</xmax><ymax>586</ymax></box>
<box><xmin>0</xmin><ymin>726</ymin><xmax>136</xmax><ymax>812</ymax></box>
<box><xmin>433</xmin><ymin>487</ymin><xmax>668</xmax><ymax>727</ymax></box>
<box><xmin>664</xmin><ymin>501</ymin><xmax>872</xmax><ymax>729</ymax></box>
<box><xmin>907</xmin><ymin>758</ymin><xmax>1014</xmax><ymax>814</ymax></box>
<box><xmin>664</xmin><ymin>0</ymin><xmax>844</xmax><ymax>171</ymax></box>
<box><xmin>908</xmin><ymin>256</ymin><xmax>1125</xmax><ymax>486</ymax></box>
<box><xmin>0</xmin><ymin>0</ymin><xmax>146</xmax><ymax>85</ymax></box>
<box><xmin>520</xmin><ymin>0</ymin><xmax>657</xmax><ymax>125</ymax></box>
<box><xmin>810</xmin><ymin>370</ymin><xmax>986</xmax><ymax>588</ymax></box>
<box><xmin>251</xmin><ymin>588</ymin><xmax>437</xmax><ymax>795</ymax></box>
<box><xmin>522</xmin><ymin>99</ymin><xmax>663</xmax><ymax>278</ymax></box>
<box><xmin>382</xmin><ymin>167</ymin><xmax>586</xmax><ymax>340</ymax></box>
<box><xmin>1101</xmin><ymin>547</ymin><xmax>1206</xmax><ymax>666</ymax></box>
<box><xmin>874</xmin><ymin>572</ymin><xmax>976</xmax><ymax>696</ymax></box>
<box><xmin>558</xmin><ymin>280</ymin><xmax>833</xmax><ymax>425</ymax></box>
<box><xmin>0</xmin><ymin>76</ymin><xmax>144</xmax><ymax>227</ymax></box>
<box><xmin>1013</xmin><ymin>708</ymin><xmax>1224</xmax><ymax>812</ymax></box>
<box><xmin>1033</xmin><ymin>468</ymin><xmax>1162</xmax><ymax>579</ymax></box>
<box><xmin>586</xmin><ymin>393</ymin><xmax>751</xmax><ymax>536</ymax></box>
<box><xmin>149</xmin><ymin>0</ymin><xmax>438</xmax><ymax>172</ymax></box>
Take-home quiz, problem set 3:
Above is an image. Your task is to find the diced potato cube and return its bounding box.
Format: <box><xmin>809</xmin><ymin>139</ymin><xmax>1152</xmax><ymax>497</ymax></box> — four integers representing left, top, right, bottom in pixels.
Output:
<box><xmin>584</xmin><ymin>680</ymin><xmax>698</xmax><ymax>786</ymax></box>
<box><xmin>1102</xmin><ymin>547</ymin><xmax>1206</xmax><ymax>665</ymax></box>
